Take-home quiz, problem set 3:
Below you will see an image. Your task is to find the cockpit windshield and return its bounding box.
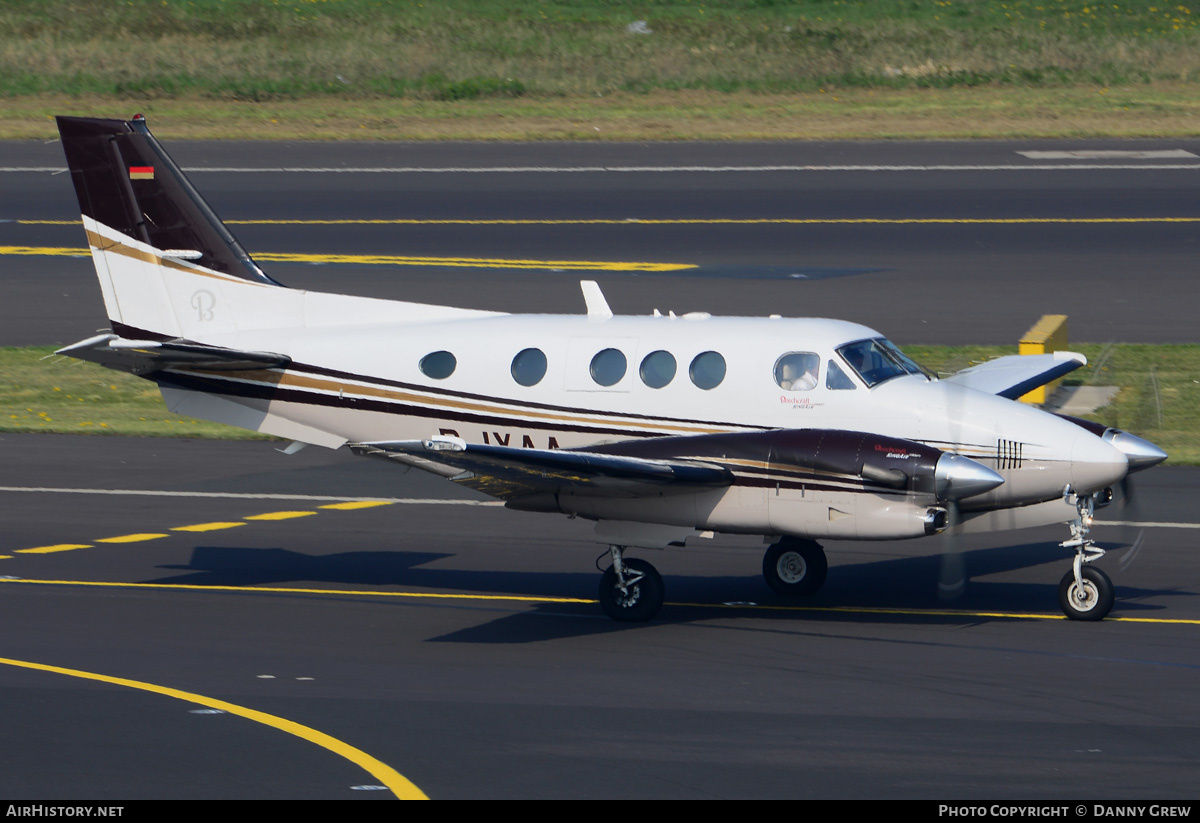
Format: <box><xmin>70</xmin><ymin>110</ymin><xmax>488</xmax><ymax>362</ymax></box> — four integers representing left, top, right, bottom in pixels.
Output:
<box><xmin>835</xmin><ymin>338</ymin><xmax>935</xmax><ymax>388</ymax></box>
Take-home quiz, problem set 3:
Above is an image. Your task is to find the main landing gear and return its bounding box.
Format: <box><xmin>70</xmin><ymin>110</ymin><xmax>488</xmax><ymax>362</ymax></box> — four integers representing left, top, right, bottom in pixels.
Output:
<box><xmin>597</xmin><ymin>545</ymin><xmax>664</xmax><ymax>622</ymax></box>
<box><xmin>762</xmin><ymin>537</ymin><xmax>828</xmax><ymax>597</ymax></box>
<box><xmin>1058</xmin><ymin>491</ymin><xmax>1115</xmax><ymax>621</ymax></box>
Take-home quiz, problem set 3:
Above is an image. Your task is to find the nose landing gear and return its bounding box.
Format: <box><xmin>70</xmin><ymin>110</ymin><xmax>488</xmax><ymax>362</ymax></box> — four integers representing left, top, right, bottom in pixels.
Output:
<box><xmin>1059</xmin><ymin>492</ymin><xmax>1114</xmax><ymax>621</ymax></box>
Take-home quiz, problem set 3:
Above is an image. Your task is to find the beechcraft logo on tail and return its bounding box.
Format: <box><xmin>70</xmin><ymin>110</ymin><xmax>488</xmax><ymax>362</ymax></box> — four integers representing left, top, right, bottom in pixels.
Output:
<box><xmin>128</xmin><ymin>165</ymin><xmax>154</xmax><ymax>180</ymax></box>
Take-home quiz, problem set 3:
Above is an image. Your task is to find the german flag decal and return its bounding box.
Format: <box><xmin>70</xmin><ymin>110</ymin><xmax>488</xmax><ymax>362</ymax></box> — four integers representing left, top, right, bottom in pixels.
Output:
<box><xmin>128</xmin><ymin>166</ymin><xmax>154</xmax><ymax>180</ymax></box>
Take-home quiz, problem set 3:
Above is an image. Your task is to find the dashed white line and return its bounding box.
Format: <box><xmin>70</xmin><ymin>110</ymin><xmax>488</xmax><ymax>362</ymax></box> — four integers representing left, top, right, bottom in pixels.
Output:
<box><xmin>4</xmin><ymin>163</ymin><xmax>1200</xmax><ymax>174</ymax></box>
<box><xmin>1096</xmin><ymin>520</ymin><xmax>1200</xmax><ymax>530</ymax></box>
<box><xmin>1017</xmin><ymin>149</ymin><xmax>1198</xmax><ymax>159</ymax></box>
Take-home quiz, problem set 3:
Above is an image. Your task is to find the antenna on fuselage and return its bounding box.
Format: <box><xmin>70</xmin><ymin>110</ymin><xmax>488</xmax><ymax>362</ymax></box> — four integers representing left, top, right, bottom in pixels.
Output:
<box><xmin>580</xmin><ymin>280</ymin><xmax>613</xmax><ymax>319</ymax></box>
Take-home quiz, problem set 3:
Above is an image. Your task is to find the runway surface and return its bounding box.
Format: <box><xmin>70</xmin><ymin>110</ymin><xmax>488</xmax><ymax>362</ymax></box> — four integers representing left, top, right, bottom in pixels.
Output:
<box><xmin>1</xmin><ymin>138</ymin><xmax>1197</xmax><ymax>799</ymax></box>
<box><xmin>0</xmin><ymin>434</ymin><xmax>1197</xmax><ymax>799</ymax></box>
<box><xmin>3</xmin><ymin>138</ymin><xmax>1199</xmax><ymax>345</ymax></box>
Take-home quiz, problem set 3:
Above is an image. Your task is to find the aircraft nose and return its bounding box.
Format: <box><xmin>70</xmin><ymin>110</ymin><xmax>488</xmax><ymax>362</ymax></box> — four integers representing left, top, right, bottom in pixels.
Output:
<box><xmin>935</xmin><ymin>453</ymin><xmax>1005</xmax><ymax>500</ymax></box>
<box><xmin>1104</xmin><ymin>429</ymin><xmax>1168</xmax><ymax>472</ymax></box>
<box><xmin>1070</xmin><ymin>431</ymin><xmax>1129</xmax><ymax>492</ymax></box>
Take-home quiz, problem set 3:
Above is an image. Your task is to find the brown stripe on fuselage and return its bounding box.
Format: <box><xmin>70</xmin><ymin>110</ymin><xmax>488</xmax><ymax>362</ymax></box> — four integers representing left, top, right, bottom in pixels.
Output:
<box><xmin>161</xmin><ymin>370</ymin><xmax>690</xmax><ymax>440</ymax></box>
<box><xmin>156</xmin><ymin>373</ymin><xmax>922</xmax><ymax>498</ymax></box>
<box><xmin>179</xmin><ymin>367</ymin><xmax>732</xmax><ymax>436</ymax></box>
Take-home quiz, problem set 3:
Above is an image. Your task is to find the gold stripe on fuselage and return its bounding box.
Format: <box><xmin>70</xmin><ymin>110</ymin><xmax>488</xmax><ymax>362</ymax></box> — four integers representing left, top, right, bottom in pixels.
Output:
<box><xmin>180</xmin><ymin>367</ymin><xmax>736</xmax><ymax>436</ymax></box>
<box><xmin>85</xmin><ymin>230</ymin><xmax>271</xmax><ymax>286</ymax></box>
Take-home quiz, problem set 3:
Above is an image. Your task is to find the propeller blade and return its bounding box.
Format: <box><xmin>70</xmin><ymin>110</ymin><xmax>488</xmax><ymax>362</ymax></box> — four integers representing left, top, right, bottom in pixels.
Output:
<box><xmin>937</xmin><ymin>500</ymin><xmax>967</xmax><ymax>601</ymax></box>
<box><xmin>1118</xmin><ymin>474</ymin><xmax>1135</xmax><ymax>510</ymax></box>
<box><xmin>1118</xmin><ymin>528</ymin><xmax>1145</xmax><ymax>572</ymax></box>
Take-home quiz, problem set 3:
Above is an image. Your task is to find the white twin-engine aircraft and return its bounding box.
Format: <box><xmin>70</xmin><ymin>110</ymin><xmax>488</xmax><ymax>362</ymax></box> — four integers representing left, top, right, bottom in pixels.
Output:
<box><xmin>54</xmin><ymin>115</ymin><xmax>1166</xmax><ymax>622</ymax></box>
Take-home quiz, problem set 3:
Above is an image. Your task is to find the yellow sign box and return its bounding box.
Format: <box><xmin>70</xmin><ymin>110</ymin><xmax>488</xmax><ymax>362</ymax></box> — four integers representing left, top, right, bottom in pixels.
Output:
<box><xmin>1018</xmin><ymin>314</ymin><xmax>1068</xmax><ymax>404</ymax></box>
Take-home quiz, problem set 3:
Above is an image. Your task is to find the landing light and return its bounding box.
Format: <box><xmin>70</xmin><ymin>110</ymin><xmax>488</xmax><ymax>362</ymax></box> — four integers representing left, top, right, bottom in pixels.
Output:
<box><xmin>425</xmin><ymin>435</ymin><xmax>467</xmax><ymax>452</ymax></box>
<box><xmin>924</xmin><ymin>508</ymin><xmax>949</xmax><ymax>535</ymax></box>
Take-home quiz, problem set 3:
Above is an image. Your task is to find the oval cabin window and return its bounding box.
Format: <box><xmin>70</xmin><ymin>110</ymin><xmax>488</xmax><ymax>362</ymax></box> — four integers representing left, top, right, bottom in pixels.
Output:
<box><xmin>689</xmin><ymin>351</ymin><xmax>726</xmax><ymax>390</ymax></box>
<box><xmin>589</xmin><ymin>348</ymin><xmax>627</xmax><ymax>387</ymax></box>
<box><xmin>511</xmin><ymin>348</ymin><xmax>548</xmax><ymax>387</ymax></box>
<box><xmin>419</xmin><ymin>350</ymin><xmax>457</xmax><ymax>380</ymax></box>
<box><xmin>639</xmin><ymin>350</ymin><xmax>677</xmax><ymax>389</ymax></box>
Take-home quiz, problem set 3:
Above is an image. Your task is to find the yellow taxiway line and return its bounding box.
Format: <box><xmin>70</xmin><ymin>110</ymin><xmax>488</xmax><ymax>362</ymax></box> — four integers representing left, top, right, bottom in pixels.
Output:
<box><xmin>2</xmin><ymin>577</ymin><xmax>1196</xmax><ymax>624</ymax></box>
<box><xmin>10</xmin><ymin>503</ymin><xmax>391</xmax><ymax>559</ymax></box>
<box><xmin>0</xmin><ymin>245</ymin><xmax>694</xmax><ymax>272</ymax></box>
<box><xmin>0</xmin><ymin>654</ymin><xmax>426</xmax><ymax>800</ymax></box>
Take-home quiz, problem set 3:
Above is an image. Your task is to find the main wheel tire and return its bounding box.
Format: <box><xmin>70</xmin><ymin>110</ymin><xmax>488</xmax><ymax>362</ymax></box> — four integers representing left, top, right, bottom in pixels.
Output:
<box><xmin>1058</xmin><ymin>565</ymin><xmax>1114</xmax><ymax>621</ymax></box>
<box><xmin>763</xmin><ymin>539</ymin><xmax>828</xmax><ymax>597</ymax></box>
<box><xmin>598</xmin><ymin>558</ymin><xmax>664</xmax><ymax>622</ymax></box>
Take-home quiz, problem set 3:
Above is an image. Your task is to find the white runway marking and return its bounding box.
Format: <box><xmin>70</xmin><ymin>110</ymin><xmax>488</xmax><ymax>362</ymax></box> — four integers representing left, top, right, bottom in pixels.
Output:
<box><xmin>4</xmin><ymin>163</ymin><xmax>1200</xmax><ymax>174</ymax></box>
<box><xmin>1017</xmin><ymin>150</ymin><xmax>1198</xmax><ymax>159</ymax></box>
<box><xmin>0</xmin><ymin>486</ymin><xmax>500</xmax><ymax>505</ymax></box>
<box><xmin>1096</xmin><ymin>520</ymin><xmax>1200</xmax><ymax>530</ymax></box>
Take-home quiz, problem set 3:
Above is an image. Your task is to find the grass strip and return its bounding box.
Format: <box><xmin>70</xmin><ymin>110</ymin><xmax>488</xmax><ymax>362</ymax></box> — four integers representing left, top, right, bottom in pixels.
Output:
<box><xmin>0</xmin><ymin>346</ymin><xmax>275</xmax><ymax>440</ymax></box>
<box><xmin>2</xmin><ymin>0</ymin><xmax>1200</xmax><ymax>140</ymax></box>
<box><xmin>4</xmin><ymin>1</ymin><xmax>1197</xmax><ymax>100</ymax></box>
<box><xmin>8</xmin><ymin>86</ymin><xmax>1200</xmax><ymax>141</ymax></box>
<box><xmin>3</xmin><ymin>344</ymin><xmax>1195</xmax><ymax>464</ymax></box>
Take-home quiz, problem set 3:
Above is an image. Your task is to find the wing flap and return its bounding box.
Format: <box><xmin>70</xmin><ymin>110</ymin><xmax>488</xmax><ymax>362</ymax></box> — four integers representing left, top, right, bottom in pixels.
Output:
<box><xmin>941</xmin><ymin>352</ymin><xmax>1086</xmax><ymax>399</ymax></box>
<box><xmin>350</xmin><ymin>437</ymin><xmax>733</xmax><ymax>501</ymax></box>
<box><xmin>57</xmin><ymin>333</ymin><xmax>290</xmax><ymax>375</ymax></box>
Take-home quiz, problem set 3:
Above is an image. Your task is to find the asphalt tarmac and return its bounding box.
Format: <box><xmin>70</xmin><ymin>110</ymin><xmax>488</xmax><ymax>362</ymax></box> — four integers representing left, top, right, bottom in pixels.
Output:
<box><xmin>3</xmin><ymin>138</ymin><xmax>1199</xmax><ymax>345</ymax></box>
<box><xmin>0</xmin><ymin>139</ymin><xmax>1196</xmax><ymax>799</ymax></box>
<box><xmin>0</xmin><ymin>435</ymin><xmax>1196</xmax><ymax>799</ymax></box>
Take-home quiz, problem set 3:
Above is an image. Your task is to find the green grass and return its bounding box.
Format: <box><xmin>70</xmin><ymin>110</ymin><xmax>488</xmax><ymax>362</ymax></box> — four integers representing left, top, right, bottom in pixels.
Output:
<box><xmin>9</xmin><ymin>84</ymin><xmax>1200</xmax><ymax>141</ymax></box>
<box><xmin>2</xmin><ymin>1</ymin><xmax>1200</xmax><ymax>140</ymax></box>
<box><xmin>3</xmin><ymin>0</ymin><xmax>1196</xmax><ymax>99</ymax></box>
<box><xmin>4</xmin><ymin>343</ymin><xmax>1195</xmax><ymax>464</ymax></box>
<box><xmin>0</xmin><ymin>346</ymin><xmax>275</xmax><ymax>440</ymax></box>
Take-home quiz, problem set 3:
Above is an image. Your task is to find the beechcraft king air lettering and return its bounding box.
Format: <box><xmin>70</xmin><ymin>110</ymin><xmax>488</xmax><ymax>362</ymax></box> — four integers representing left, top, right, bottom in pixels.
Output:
<box><xmin>53</xmin><ymin>114</ymin><xmax>1168</xmax><ymax>622</ymax></box>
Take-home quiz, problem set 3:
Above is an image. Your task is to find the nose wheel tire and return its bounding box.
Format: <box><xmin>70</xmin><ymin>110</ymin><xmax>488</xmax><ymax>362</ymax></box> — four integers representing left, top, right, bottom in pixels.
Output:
<box><xmin>598</xmin><ymin>557</ymin><xmax>664</xmax><ymax>622</ymax></box>
<box><xmin>763</xmin><ymin>539</ymin><xmax>828</xmax><ymax>597</ymax></box>
<box><xmin>1058</xmin><ymin>565</ymin><xmax>1114</xmax><ymax>621</ymax></box>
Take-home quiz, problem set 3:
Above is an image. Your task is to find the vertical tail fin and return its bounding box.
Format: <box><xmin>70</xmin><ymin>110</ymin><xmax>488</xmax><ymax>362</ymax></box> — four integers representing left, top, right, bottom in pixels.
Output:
<box><xmin>56</xmin><ymin>114</ymin><xmax>287</xmax><ymax>341</ymax></box>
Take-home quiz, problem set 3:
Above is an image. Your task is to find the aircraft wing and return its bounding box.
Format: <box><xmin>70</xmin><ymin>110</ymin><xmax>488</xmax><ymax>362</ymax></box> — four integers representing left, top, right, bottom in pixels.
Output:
<box><xmin>941</xmin><ymin>352</ymin><xmax>1086</xmax><ymax>399</ymax></box>
<box><xmin>57</xmin><ymin>333</ymin><xmax>290</xmax><ymax>375</ymax></box>
<box><xmin>351</xmin><ymin>427</ymin><xmax>964</xmax><ymax>504</ymax></box>
<box><xmin>351</xmin><ymin>437</ymin><xmax>734</xmax><ymax>501</ymax></box>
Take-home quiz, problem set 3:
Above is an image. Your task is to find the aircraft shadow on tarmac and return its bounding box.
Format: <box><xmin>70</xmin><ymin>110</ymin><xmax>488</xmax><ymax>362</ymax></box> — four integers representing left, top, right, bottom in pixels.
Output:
<box><xmin>141</xmin><ymin>536</ymin><xmax>1179</xmax><ymax>642</ymax></box>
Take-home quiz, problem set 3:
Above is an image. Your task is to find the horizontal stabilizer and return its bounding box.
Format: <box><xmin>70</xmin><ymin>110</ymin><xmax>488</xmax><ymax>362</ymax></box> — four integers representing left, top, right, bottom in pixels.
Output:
<box><xmin>57</xmin><ymin>333</ymin><xmax>290</xmax><ymax>375</ymax></box>
<box><xmin>942</xmin><ymin>352</ymin><xmax>1086</xmax><ymax>399</ymax></box>
<box><xmin>350</xmin><ymin>437</ymin><xmax>733</xmax><ymax>501</ymax></box>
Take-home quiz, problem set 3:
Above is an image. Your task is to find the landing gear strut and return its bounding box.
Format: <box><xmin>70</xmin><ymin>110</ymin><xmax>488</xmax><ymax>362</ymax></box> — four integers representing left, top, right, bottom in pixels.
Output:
<box><xmin>763</xmin><ymin>537</ymin><xmax>828</xmax><ymax>597</ymax></box>
<box><xmin>597</xmin><ymin>545</ymin><xmax>664</xmax><ymax>622</ymax></box>
<box><xmin>1058</xmin><ymin>491</ymin><xmax>1114</xmax><ymax>621</ymax></box>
